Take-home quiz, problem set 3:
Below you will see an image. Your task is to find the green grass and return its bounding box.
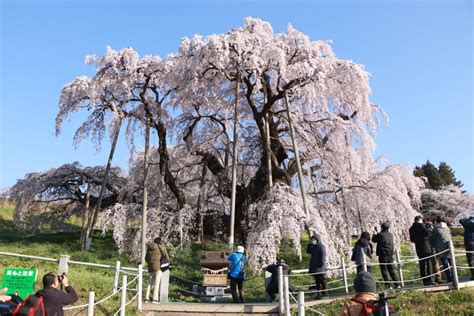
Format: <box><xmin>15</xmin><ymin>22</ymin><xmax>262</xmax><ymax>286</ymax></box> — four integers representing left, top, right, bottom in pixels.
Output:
<box><xmin>1</xmin><ymin>203</ymin><xmax>473</xmax><ymax>315</ymax></box>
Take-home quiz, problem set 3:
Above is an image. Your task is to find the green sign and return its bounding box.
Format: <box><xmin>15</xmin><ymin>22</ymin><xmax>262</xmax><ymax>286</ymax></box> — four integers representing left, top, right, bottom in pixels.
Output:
<box><xmin>1</xmin><ymin>268</ymin><xmax>38</xmax><ymax>299</ymax></box>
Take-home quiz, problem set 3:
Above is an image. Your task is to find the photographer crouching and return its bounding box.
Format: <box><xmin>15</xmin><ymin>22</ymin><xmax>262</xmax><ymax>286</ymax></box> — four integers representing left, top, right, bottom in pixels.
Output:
<box><xmin>35</xmin><ymin>272</ymin><xmax>78</xmax><ymax>316</ymax></box>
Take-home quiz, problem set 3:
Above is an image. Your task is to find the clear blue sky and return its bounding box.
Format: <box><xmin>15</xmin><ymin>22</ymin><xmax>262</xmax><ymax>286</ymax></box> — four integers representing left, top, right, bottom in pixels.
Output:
<box><xmin>1</xmin><ymin>0</ymin><xmax>472</xmax><ymax>192</ymax></box>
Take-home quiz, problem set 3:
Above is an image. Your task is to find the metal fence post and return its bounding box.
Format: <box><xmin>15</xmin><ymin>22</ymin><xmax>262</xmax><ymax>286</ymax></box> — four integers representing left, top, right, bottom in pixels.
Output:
<box><xmin>283</xmin><ymin>275</ymin><xmax>290</xmax><ymax>316</ymax></box>
<box><xmin>297</xmin><ymin>291</ymin><xmax>305</xmax><ymax>316</ymax></box>
<box><xmin>396</xmin><ymin>250</ymin><xmax>404</xmax><ymax>288</ymax></box>
<box><xmin>449</xmin><ymin>240</ymin><xmax>460</xmax><ymax>290</ymax></box>
<box><xmin>120</xmin><ymin>275</ymin><xmax>127</xmax><ymax>316</ymax></box>
<box><xmin>87</xmin><ymin>291</ymin><xmax>95</xmax><ymax>316</ymax></box>
<box><xmin>278</xmin><ymin>265</ymin><xmax>284</xmax><ymax>315</ymax></box>
<box><xmin>138</xmin><ymin>264</ymin><xmax>143</xmax><ymax>310</ymax></box>
<box><xmin>113</xmin><ymin>260</ymin><xmax>121</xmax><ymax>293</ymax></box>
<box><xmin>341</xmin><ymin>256</ymin><xmax>349</xmax><ymax>293</ymax></box>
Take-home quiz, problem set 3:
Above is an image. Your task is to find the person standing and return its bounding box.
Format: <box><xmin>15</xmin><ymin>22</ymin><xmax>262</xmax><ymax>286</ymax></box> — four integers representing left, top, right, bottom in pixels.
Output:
<box><xmin>307</xmin><ymin>234</ymin><xmax>327</xmax><ymax>298</ymax></box>
<box><xmin>35</xmin><ymin>272</ymin><xmax>78</xmax><ymax>316</ymax></box>
<box><xmin>409</xmin><ymin>216</ymin><xmax>435</xmax><ymax>285</ymax></box>
<box><xmin>432</xmin><ymin>216</ymin><xmax>453</xmax><ymax>283</ymax></box>
<box><xmin>145</xmin><ymin>237</ymin><xmax>170</xmax><ymax>302</ymax></box>
<box><xmin>265</xmin><ymin>258</ymin><xmax>291</xmax><ymax>302</ymax></box>
<box><xmin>425</xmin><ymin>218</ymin><xmax>443</xmax><ymax>283</ymax></box>
<box><xmin>459</xmin><ymin>215</ymin><xmax>474</xmax><ymax>280</ymax></box>
<box><xmin>228</xmin><ymin>245</ymin><xmax>247</xmax><ymax>303</ymax></box>
<box><xmin>372</xmin><ymin>222</ymin><xmax>400</xmax><ymax>288</ymax></box>
<box><xmin>351</xmin><ymin>232</ymin><xmax>373</xmax><ymax>273</ymax></box>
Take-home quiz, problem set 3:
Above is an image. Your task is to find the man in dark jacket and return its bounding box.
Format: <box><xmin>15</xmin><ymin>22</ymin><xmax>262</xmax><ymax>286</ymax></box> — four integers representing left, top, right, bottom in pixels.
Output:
<box><xmin>265</xmin><ymin>258</ymin><xmax>291</xmax><ymax>301</ymax></box>
<box><xmin>459</xmin><ymin>216</ymin><xmax>474</xmax><ymax>280</ymax></box>
<box><xmin>351</xmin><ymin>232</ymin><xmax>373</xmax><ymax>273</ymax></box>
<box><xmin>409</xmin><ymin>216</ymin><xmax>435</xmax><ymax>285</ymax></box>
<box><xmin>35</xmin><ymin>272</ymin><xmax>78</xmax><ymax>316</ymax></box>
<box><xmin>306</xmin><ymin>234</ymin><xmax>327</xmax><ymax>298</ymax></box>
<box><xmin>372</xmin><ymin>222</ymin><xmax>400</xmax><ymax>288</ymax></box>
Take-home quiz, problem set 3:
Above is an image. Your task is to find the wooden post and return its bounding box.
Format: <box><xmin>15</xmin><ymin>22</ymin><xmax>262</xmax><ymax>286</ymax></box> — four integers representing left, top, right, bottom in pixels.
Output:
<box><xmin>341</xmin><ymin>256</ymin><xmax>349</xmax><ymax>293</ymax></box>
<box><xmin>278</xmin><ymin>265</ymin><xmax>284</xmax><ymax>315</ymax></box>
<box><xmin>449</xmin><ymin>240</ymin><xmax>460</xmax><ymax>290</ymax></box>
<box><xmin>284</xmin><ymin>90</ymin><xmax>309</xmax><ymax>218</ymax></box>
<box><xmin>137</xmin><ymin>264</ymin><xmax>143</xmax><ymax>311</ymax></box>
<box><xmin>228</xmin><ymin>74</ymin><xmax>240</xmax><ymax>250</ymax></box>
<box><xmin>120</xmin><ymin>275</ymin><xmax>127</xmax><ymax>316</ymax></box>
<box><xmin>297</xmin><ymin>291</ymin><xmax>305</xmax><ymax>316</ymax></box>
<box><xmin>113</xmin><ymin>260</ymin><xmax>121</xmax><ymax>293</ymax></box>
<box><xmin>141</xmin><ymin>122</ymin><xmax>150</xmax><ymax>266</ymax></box>
<box><xmin>395</xmin><ymin>250</ymin><xmax>404</xmax><ymax>288</ymax></box>
<box><xmin>58</xmin><ymin>255</ymin><xmax>70</xmax><ymax>275</ymax></box>
<box><xmin>87</xmin><ymin>119</ymin><xmax>122</xmax><ymax>249</ymax></box>
<box><xmin>87</xmin><ymin>291</ymin><xmax>95</xmax><ymax>316</ymax></box>
<box><xmin>265</xmin><ymin>113</ymin><xmax>273</xmax><ymax>187</ymax></box>
<box><xmin>283</xmin><ymin>276</ymin><xmax>290</xmax><ymax>316</ymax></box>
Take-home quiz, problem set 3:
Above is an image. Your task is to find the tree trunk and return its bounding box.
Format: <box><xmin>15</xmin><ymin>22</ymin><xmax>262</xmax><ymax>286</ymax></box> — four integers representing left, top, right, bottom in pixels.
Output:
<box><xmin>85</xmin><ymin>118</ymin><xmax>122</xmax><ymax>250</ymax></box>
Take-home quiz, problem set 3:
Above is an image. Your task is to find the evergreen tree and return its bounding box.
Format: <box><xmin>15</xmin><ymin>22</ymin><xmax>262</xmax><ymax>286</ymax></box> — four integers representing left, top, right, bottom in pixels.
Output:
<box><xmin>421</xmin><ymin>160</ymin><xmax>445</xmax><ymax>190</ymax></box>
<box><xmin>413</xmin><ymin>166</ymin><xmax>431</xmax><ymax>188</ymax></box>
<box><xmin>438</xmin><ymin>161</ymin><xmax>463</xmax><ymax>188</ymax></box>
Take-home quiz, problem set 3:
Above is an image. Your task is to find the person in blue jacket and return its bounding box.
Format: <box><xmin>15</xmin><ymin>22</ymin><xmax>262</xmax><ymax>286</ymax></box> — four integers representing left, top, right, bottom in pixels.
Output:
<box><xmin>306</xmin><ymin>234</ymin><xmax>327</xmax><ymax>298</ymax></box>
<box><xmin>460</xmin><ymin>215</ymin><xmax>474</xmax><ymax>280</ymax></box>
<box><xmin>227</xmin><ymin>245</ymin><xmax>247</xmax><ymax>303</ymax></box>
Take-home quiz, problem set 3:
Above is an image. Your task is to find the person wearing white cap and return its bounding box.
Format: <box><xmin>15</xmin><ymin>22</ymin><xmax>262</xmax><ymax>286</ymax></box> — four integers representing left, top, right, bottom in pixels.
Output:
<box><xmin>227</xmin><ymin>245</ymin><xmax>247</xmax><ymax>303</ymax></box>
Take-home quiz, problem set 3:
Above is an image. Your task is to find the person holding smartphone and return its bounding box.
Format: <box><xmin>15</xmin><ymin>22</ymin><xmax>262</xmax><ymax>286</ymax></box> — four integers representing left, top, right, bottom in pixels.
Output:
<box><xmin>35</xmin><ymin>272</ymin><xmax>78</xmax><ymax>316</ymax></box>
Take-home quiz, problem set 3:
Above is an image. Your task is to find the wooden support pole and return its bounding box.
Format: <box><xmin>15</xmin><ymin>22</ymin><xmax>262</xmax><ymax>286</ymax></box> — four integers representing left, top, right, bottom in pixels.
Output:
<box><xmin>120</xmin><ymin>275</ymin><xmax>127</xmax><ymax>316</ymax></box>
<box><xmin>341</xmin><ymin>256</ymin><xmax>349</xmax><ymax>293</ymax></box>
<box><xmin>297</xmin><ymin>291</ymin><xmax>305</xmax><ymax>316</ymax></box>
<box><xmin>113</xmin><ymin>260</ymin><xmax>121</xmax><ymax>293</ymax></box>
<box><xmin>449</xmin><ymin>240</ymin><xmax>460</xmax><ymax>290</ymax></box>
<box><xmin>87</xmin><ymin>291</ymin><xmax>95</xmax><ymax>316</ymax></box>
<box><xmin>284</xmin><ymin>90</ymin><xmax>309</xmax><ymax>218</ymax></box>
<box><xmin>137</xmin><ymin>264</ymin><xmax>143</xmax><ymax>311</ymax></box>
<box><xmin>278</xmin><ymin>265</ymin><xmax>284</xmax><ymax>315</ymax></box>
<box><xmin>141</xmin><ymin>122</ymin><xmax>150</xmax><ymax>266</ymax></box>
<box><xmin>228</xmin><ymin>74</ymin><xmax>240</xmax><ymax>250</ymax></box>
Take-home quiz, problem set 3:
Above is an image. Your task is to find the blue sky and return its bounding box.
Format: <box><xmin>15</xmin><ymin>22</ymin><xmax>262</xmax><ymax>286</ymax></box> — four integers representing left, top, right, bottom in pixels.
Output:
<box><xmin>0</xmin><ymin>0</ymin><xmax>472</xmax><ymax>192</ymax></box>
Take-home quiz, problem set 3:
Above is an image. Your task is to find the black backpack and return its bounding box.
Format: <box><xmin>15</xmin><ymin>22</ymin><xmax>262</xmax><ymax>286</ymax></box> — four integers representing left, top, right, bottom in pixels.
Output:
<box><xmin>12</xmin><ymin>295</ymin><xmax>45</xmax><ymax>316</ymax></box>
<box><xmin>0</xmin><ymin>294</ymin><xmax>22</xmax><ymax>316</ymax></box>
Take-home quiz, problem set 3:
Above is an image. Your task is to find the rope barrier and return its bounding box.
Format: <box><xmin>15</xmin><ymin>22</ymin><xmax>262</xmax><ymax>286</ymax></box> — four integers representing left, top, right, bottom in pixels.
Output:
<box><xmin>63</xmin><ymin>303</ymin><xmax>89</xmax><ymax>310</ymax></box>
<box><xmin>172</xmin><ymin>275</ymin><xmax>202</xmax><ymax>285</ymax></box>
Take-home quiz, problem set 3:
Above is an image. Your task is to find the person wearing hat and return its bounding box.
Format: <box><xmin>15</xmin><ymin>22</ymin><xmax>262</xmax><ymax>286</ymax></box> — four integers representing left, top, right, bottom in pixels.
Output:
<box><xmin>340</xmin><ymin>271</ymin><xmax>378</xmax><ymax>316</ymax></box>
<box><xmin>372</xmin><ymin>222</ymin><xmax>400</xmax><ymax>288</ymax></box>
<box><xmin>265</xmin><ymin>258</ymin><xmax>291</xmax><ymax>301</ymax></box>
<box><xmin>227</xmin><ymin>245</ymin><xmax>247</xmax><ymax>303</ymax></box>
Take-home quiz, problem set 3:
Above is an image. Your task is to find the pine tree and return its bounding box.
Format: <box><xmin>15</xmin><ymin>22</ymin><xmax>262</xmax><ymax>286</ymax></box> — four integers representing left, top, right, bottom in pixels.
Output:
<box><xmin>413</xmin><ymin>166</ymin><xmax>431</xmax><ymax>188</ymax></box>
<box><xmin>438</xmin><ymin>161</ymin><xmax>463</xmax><ymax>188</ymax></box>
<box><xmin>421</xmin><ymin>160</ymin><xmax>445</xmax><ymax>190</ymax></box>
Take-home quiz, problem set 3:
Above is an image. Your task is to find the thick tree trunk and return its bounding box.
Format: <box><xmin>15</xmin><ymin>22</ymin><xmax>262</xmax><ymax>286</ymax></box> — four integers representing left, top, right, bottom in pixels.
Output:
<box><xmin>85</xmin><ymin>118</ymin><xmax>122</xmax><ymax>250</ymax></box>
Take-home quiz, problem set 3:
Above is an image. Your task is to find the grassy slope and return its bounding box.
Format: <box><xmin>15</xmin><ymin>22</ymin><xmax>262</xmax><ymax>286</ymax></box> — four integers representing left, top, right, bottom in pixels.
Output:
<box><xmin>1</xmin><ymin>203</ymin><xmax>473</xmax><ymax>315</ymax></box>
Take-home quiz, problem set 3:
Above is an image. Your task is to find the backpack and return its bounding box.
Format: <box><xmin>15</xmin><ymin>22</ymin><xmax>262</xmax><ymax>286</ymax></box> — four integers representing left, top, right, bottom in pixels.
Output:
<box><xmin>350</xmin><ymin>295</ymin><xmax>397</xmax><ymax>316</ymax></box>
<box><xmin>12</xmin><ymin>295</ymin><xmax>45</xmax><ymax>316</ymax></box>
<box><xmin>0</xmin><ymin>295</ymin><xmax>23</xmax><ymax>316</ymax></box>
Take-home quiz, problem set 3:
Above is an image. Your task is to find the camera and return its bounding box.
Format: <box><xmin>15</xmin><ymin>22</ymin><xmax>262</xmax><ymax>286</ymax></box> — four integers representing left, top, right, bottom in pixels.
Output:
<box><xmin>57</xmin><ymin>273</ymin><xmax>66</xmax><ymax>282</ymax></box>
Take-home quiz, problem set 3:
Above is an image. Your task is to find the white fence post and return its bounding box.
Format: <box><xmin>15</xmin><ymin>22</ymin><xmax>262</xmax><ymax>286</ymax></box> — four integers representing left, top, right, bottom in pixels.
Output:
<box><xmin>160</xmin><ymin>269</ymin><xmax>170</xmax><ymax>302</ymax></box>
<box><xmin>120</xmin><ymin>275</ymin><xmax>127</xmax><ymax>316</ymax></box>
<box><xmin>278</xmin><ymin>265</ymin><xmax>284</xmax><ymax>315</ymax></box>
<box><xmin>113</xmin><ymin>260</ymin><xmax>121</xmax><ymax>293</ymax></box>
<box><xmin>449</xmin><ymin>240</ymin><xmax>460</xmax><ymax>290</ymax></box>
<box><xmin>283</xmin><ymin>275</ymin><xmax>290</xmax><ymax>316</ymax></box>
<box><xmin>297</xmin><ymin>291</ymin><xmax>305</xmax><ymax>316</ymax></box>
<box><xmin>138</xmin><ymin>264</ymin><xmax>143</xmax><ymax>310</ymax></box>
<box><xmin>341</xmin><ymin>256</ymin><xmax>349</xmax><ymax>293</ymax></box>
<box><xmin>87</xmin><ymin>291</ymin><xmax>95</xmax><ymax>316</ymax></box>
<box><xmin>395</xmin><ymin>250</ymin><xmax>404</xmax><ymax>288</ymax></box>
<box><xmin>362</xmin><ymin>250</ymin><xmax>367</xmax><ymax>272</ymax></box>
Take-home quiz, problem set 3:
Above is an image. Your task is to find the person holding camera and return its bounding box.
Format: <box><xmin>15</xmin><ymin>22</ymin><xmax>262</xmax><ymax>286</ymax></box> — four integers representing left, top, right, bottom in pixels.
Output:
<box><xmin>35</xmin><ymin>272</ymin><xmax>78</xmax><ymax>316</ymax></box>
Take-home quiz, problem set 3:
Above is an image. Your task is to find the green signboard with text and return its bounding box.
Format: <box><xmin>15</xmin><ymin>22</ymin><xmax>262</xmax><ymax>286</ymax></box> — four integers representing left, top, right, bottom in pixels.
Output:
<box><xmin>1</xmin><ymin>268</ymin><xmax>38</xmax><ymax>299</ymax></box>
